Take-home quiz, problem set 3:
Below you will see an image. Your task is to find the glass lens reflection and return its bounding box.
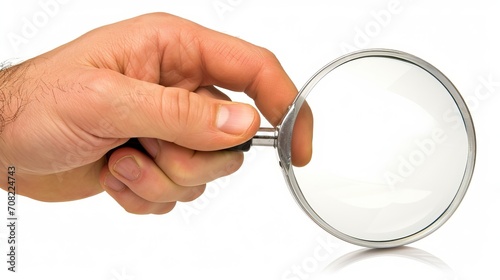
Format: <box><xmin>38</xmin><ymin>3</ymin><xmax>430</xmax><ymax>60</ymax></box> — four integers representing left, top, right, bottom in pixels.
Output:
<box><xmin>292</xmin><ymin>57</ymin><xmax>469</xmax><ymax>241</ymax></box>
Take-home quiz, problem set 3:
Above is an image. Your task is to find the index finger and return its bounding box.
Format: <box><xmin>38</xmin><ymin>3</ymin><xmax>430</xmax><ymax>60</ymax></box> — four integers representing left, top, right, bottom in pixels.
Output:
<box><xmin>184</xmin><ymin>20</ymin><xmax>300</xmax><ymax>126</ymax></box>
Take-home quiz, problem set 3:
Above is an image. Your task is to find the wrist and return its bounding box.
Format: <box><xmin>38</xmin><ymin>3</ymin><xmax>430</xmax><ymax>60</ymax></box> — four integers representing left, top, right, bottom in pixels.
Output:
<box><xmin>0</xmin><ymin>61</ymin><xmax>32</xmax><ymax>174</ymax></box>
<box><xmin>0</xmin><ymin>61</ymin><xmax>30</xmax><ymax>135</ymax></box>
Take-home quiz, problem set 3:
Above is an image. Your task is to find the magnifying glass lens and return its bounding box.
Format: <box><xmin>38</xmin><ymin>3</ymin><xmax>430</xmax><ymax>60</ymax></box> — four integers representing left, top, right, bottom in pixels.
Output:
<box><xmin>292</xmin><ymin>56</ymin><xmax>471</xmax><ymax>243</ymax></box>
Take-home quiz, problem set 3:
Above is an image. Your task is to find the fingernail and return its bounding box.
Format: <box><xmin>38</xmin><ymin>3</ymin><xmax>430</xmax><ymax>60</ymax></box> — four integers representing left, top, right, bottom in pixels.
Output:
<box><xmin>113</xmin><ymin>156</ymin><xmax>141</xmax><ymax>181</ymax></box>
<box><xmin>216</xmin><ymin>104</ymin><xmax>256</xmax><ymax>135</ymax></box>
<box><xmin>141</xmin><ymin>138</ymin><xmax>160</xmax><ymax>158</ymax></box>
<box><xmin>104</xmin><ymin>172</ymin><xmax>126</xmax><ymax>192</ymax></box>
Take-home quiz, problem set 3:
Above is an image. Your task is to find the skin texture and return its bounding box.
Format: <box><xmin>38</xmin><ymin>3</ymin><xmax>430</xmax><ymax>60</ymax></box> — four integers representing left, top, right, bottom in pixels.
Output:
<box><xmin>0</xmin><ymin>13</ymin><xmax>313</xmax><ymax>214</ymax></box>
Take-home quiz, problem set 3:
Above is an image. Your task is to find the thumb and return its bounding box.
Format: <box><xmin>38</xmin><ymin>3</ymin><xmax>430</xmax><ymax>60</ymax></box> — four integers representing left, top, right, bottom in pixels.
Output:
<box><xmin>76</xmin><ymin>70</ymin><xmax>260</xmax><ymax>151</ymax></box>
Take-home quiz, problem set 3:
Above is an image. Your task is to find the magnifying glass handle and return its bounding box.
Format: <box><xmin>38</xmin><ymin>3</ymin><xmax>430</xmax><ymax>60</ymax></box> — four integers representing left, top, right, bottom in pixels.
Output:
<box><xmin>107</xmin><ymin>128</ymin><xmax>277</xmax><ymax>156</ymax></box>
<box><xmin>225</xmin><ymin>139</ymin><xmax>253</xmax><ymax>152</ymax></box>
<box><xmin>225</xmin><ymin>127</ymin><xmax>277</xmax><ymax>152</ymax></box>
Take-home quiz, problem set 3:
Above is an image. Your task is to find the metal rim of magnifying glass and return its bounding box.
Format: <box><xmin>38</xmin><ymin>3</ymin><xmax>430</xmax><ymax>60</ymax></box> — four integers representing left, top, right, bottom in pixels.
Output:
<box><xmin>276</xmin><ymin>48</ymin><xmax>476</xmax><ymax>248</ymax></box>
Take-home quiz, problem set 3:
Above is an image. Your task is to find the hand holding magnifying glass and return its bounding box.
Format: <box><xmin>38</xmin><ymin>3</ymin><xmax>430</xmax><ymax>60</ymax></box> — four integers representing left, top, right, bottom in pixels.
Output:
<box><xmin>0</xmin><ymin>14</ymin><xmax>474</xmax><ymax>249</ymax></box>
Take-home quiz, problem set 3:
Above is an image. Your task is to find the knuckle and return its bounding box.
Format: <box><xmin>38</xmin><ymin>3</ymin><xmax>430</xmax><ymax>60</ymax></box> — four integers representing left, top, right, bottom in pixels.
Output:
<box><xmin>167</xmin><ymin>161</ymin><xmax>197</xmax><ymax>186</ymax></box>
<box><xmin>210</xmin><ymin>154</ymin><xmax>244</xmax><ymax>179</ymax></box>
<box><xmin>159</xmin><ymin>89</ymin><xmax>207</xmax><ymax>142</ymax></box>
<box><xmin>153</xmin><ymin>202</ymin><xmax>177</xmax><ymax>215</ymax></box>
<box><xmin>77</xmin><ymin>69</ymin><xmax>128</xmax><ymax>118</ymax></box>
<box><xmin>123</xmin><ymin>200</ymin><xmax>153</xmax><ymax>214</ymax></box>
<box><xmin>257</xmin><ymin>46</ymin><xmax>279</xmax><ymax>63</ymax></box>
<box><xmin>141</xmin><ymin>183</ymin><xmax>176</xmax><ymax>203</ymax></box>
<box><xmin>79</xmin><ymin>69</ymin><xmax>118</xmax><ymax>94</ymax></box>
<box><xmin>136</xmin><ymin>12</ymin><xmax>178</xmax><ymax>28</ymax></box>
<box><xmin>181</xmin><ymin>185</ymin><xmax>206</xmax><ymax>202</ymax></box>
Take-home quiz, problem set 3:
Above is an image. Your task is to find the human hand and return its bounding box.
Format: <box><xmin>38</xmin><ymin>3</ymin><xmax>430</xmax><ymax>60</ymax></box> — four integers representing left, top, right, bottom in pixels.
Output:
<box><xmin>0</xmin><ymin>13</ymin><xmax>313</xmax><ymax>214</ymax></box>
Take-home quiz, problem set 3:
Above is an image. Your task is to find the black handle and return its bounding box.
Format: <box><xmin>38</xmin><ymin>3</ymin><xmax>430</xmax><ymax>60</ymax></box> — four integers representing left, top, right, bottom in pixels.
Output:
<box><xmin>224</xmin><ymin>139</ymin><xmax>252</xmax><ymax>152</ymax></box>
<box><xmin>107</xmin><ymin>138</ymin><xmax>251</xmax><ymax>158</ymax></box>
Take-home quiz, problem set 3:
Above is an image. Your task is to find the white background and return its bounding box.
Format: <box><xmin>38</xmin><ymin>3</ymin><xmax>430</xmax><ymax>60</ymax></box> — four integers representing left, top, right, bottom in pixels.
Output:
<box><xmin>1</xmin><ymin>0</ymin><xmax>499</xmax><ymax>279</ymax></box>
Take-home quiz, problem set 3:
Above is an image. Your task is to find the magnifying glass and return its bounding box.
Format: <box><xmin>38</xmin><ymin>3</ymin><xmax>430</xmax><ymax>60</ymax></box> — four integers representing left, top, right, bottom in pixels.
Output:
<box><xmin>123</xmin><ymin>48</ymin><xmax>475</xmax><ymax>248</ymax></box>
<box><xmin>230</xmin><ymin>49</ymin><xmax>476</xmax><ymax>248</ymax></box>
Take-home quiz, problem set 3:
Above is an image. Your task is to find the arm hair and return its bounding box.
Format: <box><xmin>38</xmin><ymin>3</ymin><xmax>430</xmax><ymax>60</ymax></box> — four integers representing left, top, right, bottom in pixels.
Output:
<box><xmin>0</xmin><ymin>60</ymin><xmax>29</xmax><ymax>134</ymax></box>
